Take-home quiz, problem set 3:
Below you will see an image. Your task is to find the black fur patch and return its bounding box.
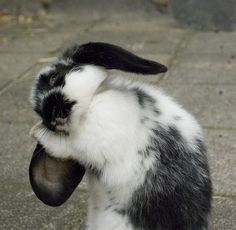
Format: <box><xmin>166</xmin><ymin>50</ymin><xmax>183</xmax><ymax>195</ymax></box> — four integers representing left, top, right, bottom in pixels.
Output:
<box><xmin>65</xmin><ymin>42</ymin><xmax>168</xmax><ymax>74</ymax></box>
<box><xmin>87</xmin><ymin>163</ymin><xmax>102</xmax><ymax>179</ymax></box>
<box><xmin>105</xmin><ymin>204</ymin><xmax>113</xmax><ymax>210</ymax></box>
<box><xmin>127</xmin><ymin>126</ymin><xmax>212</xmax><ymax>230</ymax></box>
<box><xmin>133</xmin><ymin>88</ymin><xmax>155</xmax><ymax>108</ymax></box>
<box><xmin>151</xmin><ymin>126</ymin><xmax>183</xmax><ymax>165</ymax></box>
<box><xmin>33</xmin><ymin>62</ymin><xmax>72</xmax><ymax>117</ymax></box>
<box><xmin>174</xmin><ymin>115</ymin><xmax>182</xmax><ymax>121</ymax></box>
<box><xmin>42</xmin><ymin>90</ymin><xmax>76</xmax><ymax>130</ymax></box>
<box><xmin>140</xmin><ymin>116</ymin><xmax>150</xmax><ymax>124</ymax></box>
<box><xmin>37</xmin><ymin>63</ymin><xmax>71</xmax><ymax>91</ymax></box>
<box><xmin>153</xmin><ymin>108</ymin><xmax>161</xmax><ymax>115</ymax></box>
<box><xmin>115</xmin><ymin>208</ymin><xmax>126</xmax><ymax>216</ymax></box>
<box><xmin>138</xmin><ymin>145</ymin><xmax>155</xmax><ymax>158</ymax></box>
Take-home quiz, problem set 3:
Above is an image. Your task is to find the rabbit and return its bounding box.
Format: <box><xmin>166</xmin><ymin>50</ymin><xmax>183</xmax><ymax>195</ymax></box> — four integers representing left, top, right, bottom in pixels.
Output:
<box><xmin>30</xmin><ymin>42</ymin><xmax>212</xmax><ymax>230</ymax></box>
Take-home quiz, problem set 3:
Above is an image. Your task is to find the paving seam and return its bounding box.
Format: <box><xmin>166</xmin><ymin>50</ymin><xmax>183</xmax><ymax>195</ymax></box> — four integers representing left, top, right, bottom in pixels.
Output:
<box><xmin>213</xmin><ymin>193</ymin><xmax>236</xmax><ymax>200</ymax></box>
<box><xmin>0</xmin><ymin>63</ymin><xmax>39</xmax><ymax>96</ymax></box>
<box><xmin>203</xmin><ymin>126</ymin><xmax>236</xmax><ymax>131</ymax></box>
<box><xmin>156</xmin><ymin>30</ymin><xmax>195</xmax><ymax>85</ymax></box>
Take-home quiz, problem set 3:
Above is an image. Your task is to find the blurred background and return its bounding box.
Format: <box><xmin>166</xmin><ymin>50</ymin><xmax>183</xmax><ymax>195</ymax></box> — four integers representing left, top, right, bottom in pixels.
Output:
<box><xmin>0</xmin><ymin>0</ymin><xmax>235</xmax><ymax>229</ymax></box>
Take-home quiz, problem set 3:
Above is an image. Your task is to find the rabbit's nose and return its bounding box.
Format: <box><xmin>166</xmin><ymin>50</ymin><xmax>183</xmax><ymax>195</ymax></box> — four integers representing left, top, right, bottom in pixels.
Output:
<box><xmin>55</xmin><ymin>117</ymin><xmax>68</xmax><ymax>125</ymax></box>
<box><xmin>50</xmin><ymin>117</ymin><xmax>68</xmax><ymax>130</ymax></box>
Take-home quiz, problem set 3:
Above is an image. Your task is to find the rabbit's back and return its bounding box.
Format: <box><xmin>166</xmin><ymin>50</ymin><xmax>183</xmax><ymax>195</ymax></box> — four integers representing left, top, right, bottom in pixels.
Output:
<box><xmin>85</xmin><ymin>76</ymin><xmax>212</xmax><ymax>230</ymax></box>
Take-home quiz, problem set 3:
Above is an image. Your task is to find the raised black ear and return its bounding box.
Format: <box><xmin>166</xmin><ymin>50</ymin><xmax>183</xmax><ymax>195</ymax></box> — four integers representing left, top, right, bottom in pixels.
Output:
<box><xmin>29</xmin><ymin>143</ymin><xmax>85</xmax><ymax>207</ymax></box>
<box><xmin>63</xmin><ymin>42</ymin><xmax>168</xmax><ymax>75</ymax></box>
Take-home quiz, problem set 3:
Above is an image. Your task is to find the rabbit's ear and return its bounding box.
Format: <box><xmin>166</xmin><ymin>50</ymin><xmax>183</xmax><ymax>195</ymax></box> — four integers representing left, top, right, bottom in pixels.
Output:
<box><xmin>29</xmin><ymin>143</ymin><xmax>85</xmax><ymax>207</ymax></box>
<box><xmin>64</xmin><ymin>42</ymin><xmax>168</xmax><ymax>75</ymax></box>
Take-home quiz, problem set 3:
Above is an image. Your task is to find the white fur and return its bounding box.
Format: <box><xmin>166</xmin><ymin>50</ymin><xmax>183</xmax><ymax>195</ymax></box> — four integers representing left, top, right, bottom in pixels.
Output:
<box><xmin>64</xmin><ymin>66</ymin><xmax>107</xmax><ymax>111</ymax></box>
<box><xmin>33</xmin><ymin>65</ymin><xmax>202</xmax><ymax>230</ymax></box>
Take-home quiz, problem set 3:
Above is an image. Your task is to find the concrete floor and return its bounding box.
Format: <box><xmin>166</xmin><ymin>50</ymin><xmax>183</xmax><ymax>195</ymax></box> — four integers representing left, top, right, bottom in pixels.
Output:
<box><xmin>0</xmin><ymin>10</ymin><xmax>235</xmax><ymax>230</ymax></box>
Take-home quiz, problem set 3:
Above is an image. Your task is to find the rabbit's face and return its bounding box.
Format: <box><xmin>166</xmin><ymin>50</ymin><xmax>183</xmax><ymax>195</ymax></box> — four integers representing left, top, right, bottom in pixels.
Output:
<box><xmin>31</xmin><ymin>60</ymin><xmax>74</xmax><ymax>131</ymax></box>
<box><xmin>31</xmin><ymin>60</ymin><xmax>107</xmax><ymax>131</ymax></box>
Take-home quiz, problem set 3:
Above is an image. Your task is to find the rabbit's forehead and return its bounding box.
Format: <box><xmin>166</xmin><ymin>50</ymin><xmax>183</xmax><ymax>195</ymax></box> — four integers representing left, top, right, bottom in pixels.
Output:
<box><xmin>35</xmin><ymin>62</ymin><xmax>72</xmax><ymax>90</ymax></box>
<box><xmin>64</xmin><ymin>65</ymin><xmax>107</xmax><ymax>87</ymax></box>
<box><xmin>62</xmin><ymin>65</ymin><xmax>107</xmax><ymax>102</ymax></box>
<box><xmin>38</xmin><ymin>62</ymin><xmax>70</xmax><ymax>79</ymax></box>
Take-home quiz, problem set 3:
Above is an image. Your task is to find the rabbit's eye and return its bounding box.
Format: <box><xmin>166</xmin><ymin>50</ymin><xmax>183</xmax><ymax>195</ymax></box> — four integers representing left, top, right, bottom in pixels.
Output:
<box><xmin>49</xmin><ymin>75</ymin><xmax>56</xmax><ymax>86</ymax></box>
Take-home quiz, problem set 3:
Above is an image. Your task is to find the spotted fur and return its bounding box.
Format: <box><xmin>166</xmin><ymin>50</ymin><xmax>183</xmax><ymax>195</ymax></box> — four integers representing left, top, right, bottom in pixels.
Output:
<box><xmin>30</xmin><ymin>43</ymin><xmax>212</xmax><ymax>230</ymax></box>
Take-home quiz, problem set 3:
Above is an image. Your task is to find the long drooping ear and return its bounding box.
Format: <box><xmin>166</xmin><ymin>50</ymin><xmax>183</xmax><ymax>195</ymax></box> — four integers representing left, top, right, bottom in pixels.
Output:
<box><xmin>63</xmin><ymin>42</ymin><xmax>168</xmax><ymax>74</ymax></box>
<box><xmin>29</xmin><ymin>143</ymin><xmax>85</xmax><ymax>207</ymax></box>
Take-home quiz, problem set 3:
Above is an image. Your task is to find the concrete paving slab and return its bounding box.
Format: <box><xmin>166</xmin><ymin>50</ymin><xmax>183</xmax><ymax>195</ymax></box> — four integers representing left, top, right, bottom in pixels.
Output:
<box><xmin>160</xmin><ymin>84</ymin><xmax>236</xmax><ymax>128</ymax></box>
<box><xmin>0</xmin><ymin>15</ymin><xmax>97</xmax><ymax>54</ymax></box>
<box><xmin>0</xmin><ymin>122</ymin><xmax>34</xmax><ymax>180</ymax></box>
<box><xmin>0</xmin><ymin>179</ymin><xmax>88</xmax><ymax>230</ymax></box>
<box><xmin>91</xmin><ymin>15</ymin><xmax>184</xmax><ymax>32</ymax></box>
<box><xmin>164</xmin><ymin>53</ymin><xmax>236</xmax><ymax>85</ymax></box>
<box><xmin>183</xmin><ymin>32</ymin><xmax>236</xmax><ymax>55</ymax></box>
<box><xmin>211</xmin><ymin>197</ymin><xmax>236</xmax><ymax>230</ymax></box>
<box><xmin>0</xmin><ymin>15</ymin><xmax>90</xmax><ymax>40</ymax></box>
<box><xmin>0</xmin><ymin>30</ymin><xmax>78</xmax><ymax>54</ymax></box>
<box><xmin>0</xmin><ymin>68</ymin><xmax>40</xmax><ymax>125</ymax></box>
<box><xmin>0</xmin><ymin>53</ymin><xmax>42</xmax><ymax>89</ymax></box>
<box><xmin>204</xmin><ymin>129</ymin><xmax>236</xmax><ymax>194</ymax></box>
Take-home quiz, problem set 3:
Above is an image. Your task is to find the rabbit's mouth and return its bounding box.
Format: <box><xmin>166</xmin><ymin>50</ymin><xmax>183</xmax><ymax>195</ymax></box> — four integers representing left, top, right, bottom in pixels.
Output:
<box><xmin>43</xmin><ymin>115</ymin><xmax>71</xmax><ymax>133</ymax></box>
<box><xmin>52</xmin><ymin>117</ymin><xmax>70</xmax><ymax>133</ymax></box>
<box><xmin>51</xmin><ymin>117</ymin><xmax>69</xmax><ymax>126</ymax></box>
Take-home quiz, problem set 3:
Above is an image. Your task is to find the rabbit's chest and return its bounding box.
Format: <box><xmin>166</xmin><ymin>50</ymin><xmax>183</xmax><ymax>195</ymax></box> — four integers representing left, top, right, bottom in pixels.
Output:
<box><xmin>86</xmin><ymin>207</ymin><xmax>135</xmax><ymax>230</ymax></box>
<box><xmin>86</xmin><ymin>173</ymin><xmax>140</xmax><ymax>230</ymax></box>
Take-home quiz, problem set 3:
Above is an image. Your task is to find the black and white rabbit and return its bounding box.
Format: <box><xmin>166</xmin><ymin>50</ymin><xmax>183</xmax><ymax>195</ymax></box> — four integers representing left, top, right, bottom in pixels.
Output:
<box><xmin>30</xmin><ymin>42</ymin><xmax>212</xmax><ymax>230</ymax></box>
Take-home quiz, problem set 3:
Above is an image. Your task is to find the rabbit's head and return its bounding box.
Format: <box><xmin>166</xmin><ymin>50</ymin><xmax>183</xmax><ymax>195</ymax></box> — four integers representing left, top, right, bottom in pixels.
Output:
<box><xmin>31</xmin><ymin>42</ymin><xmax>167</xmax><ymax>132</ymax></box>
